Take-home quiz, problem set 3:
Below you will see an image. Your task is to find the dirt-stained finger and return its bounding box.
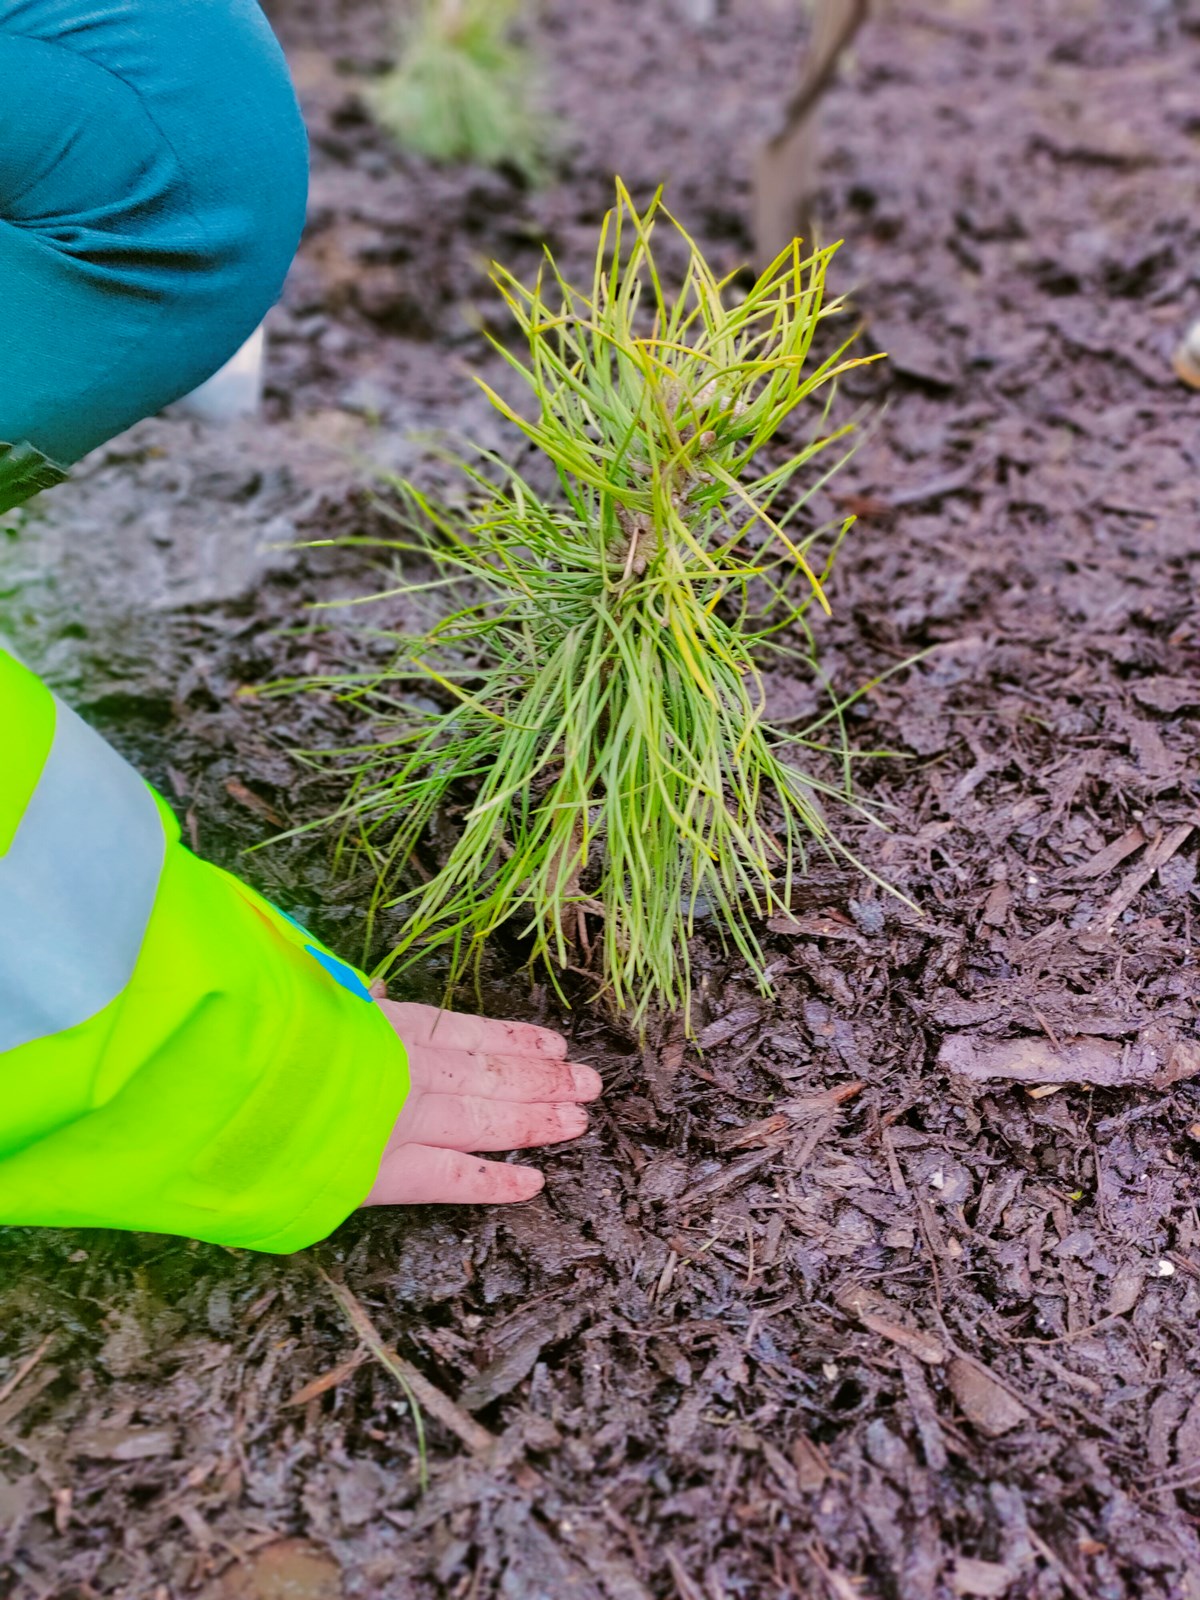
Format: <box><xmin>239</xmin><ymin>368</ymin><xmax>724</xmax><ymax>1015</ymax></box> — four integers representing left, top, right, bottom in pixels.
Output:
<box><xmin>401</xmin><ymin>1091</ymin><xmax>588</xmax><ymax>1153</ymax></box>
<box><xmin>404</xmin><ymin>1045</ymin><xmax>601</xmax><ymax>1103</ymax></box>
<box><xmin>363</xmin><ymin>1143</ymin><xmax>545</xmax><ymax>1206</ymax></box>
<box><xmin>380</xmin><ymin>1000</ymin><xmax>568</xmax><ymax>1060</ymax></box>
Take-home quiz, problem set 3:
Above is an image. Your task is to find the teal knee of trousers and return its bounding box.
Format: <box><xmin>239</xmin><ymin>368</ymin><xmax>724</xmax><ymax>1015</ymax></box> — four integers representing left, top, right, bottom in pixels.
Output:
<box><xmin>0</xmin><ymin>0</ymin><xmax>308</xmax><ymax>467</ymax></box>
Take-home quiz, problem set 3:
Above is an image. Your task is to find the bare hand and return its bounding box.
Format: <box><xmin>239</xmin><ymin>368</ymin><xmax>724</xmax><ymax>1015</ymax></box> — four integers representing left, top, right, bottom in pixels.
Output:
<box><xmin>361</xmin><ymin>1001</ymin><xmax>600</xmax><ymax>1207</ymax></box>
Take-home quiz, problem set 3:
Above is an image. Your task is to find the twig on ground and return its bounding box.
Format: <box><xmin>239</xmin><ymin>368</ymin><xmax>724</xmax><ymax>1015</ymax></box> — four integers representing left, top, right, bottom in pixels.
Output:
<box><xmin>319</xmin><ymin>1269</ymin><xmax>496</xmax><ymax>1481</ymax></box>
<box><xmin>0</xmin><ymin>1333</ymin><xmax>54</xmax><ymax>1408</ymax></box>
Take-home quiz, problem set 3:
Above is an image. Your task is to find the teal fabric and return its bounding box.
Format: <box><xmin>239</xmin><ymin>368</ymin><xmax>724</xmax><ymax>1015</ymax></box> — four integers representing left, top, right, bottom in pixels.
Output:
<box><xmin>0</xmin><ymin>0</ymin><xmax>308</xmax><ymax>466</ymax></box>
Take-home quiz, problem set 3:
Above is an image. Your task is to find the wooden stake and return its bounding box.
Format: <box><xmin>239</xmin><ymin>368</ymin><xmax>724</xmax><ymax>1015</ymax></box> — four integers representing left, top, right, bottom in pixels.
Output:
<box><xmin>752</xmin><ymin>0</ymin><xmax>870</xmax><ymax>269</ymax></box>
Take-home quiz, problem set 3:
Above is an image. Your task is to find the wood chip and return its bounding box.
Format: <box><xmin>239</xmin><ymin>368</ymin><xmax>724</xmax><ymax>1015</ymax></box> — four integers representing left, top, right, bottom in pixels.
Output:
<box><xmin>952</xmin><ymin>1556</ymin><xmax>1014</xmax><ymax>1597</ymax></box>
<box><xmin>898</xmin><ymin>1350</ymin><xmax>949</xmax><ymax>1472</ymax></box>
<box><xmin>176</xmin><ymin>1500</ymin><xmax>213</xmax><ymax>1553</ymax></box>
<box><xmin>1025</xmin><ymin>1528</ymin><xmax>1093</xmax><ymax>1600</ymax></box>
<box><xmin>458</xmin><ymin>1302</ymin><xmax>588</xmax><ymax>1412</ymax></box>
<box><xmin>224</xmin><ymin>777</ymin><xmax>284</xmax><ymax>826</ymax></box>
<box><xmin>1100</xmin><ymin>821</ymin><xmax>1194</xmax><ymax>930</ymax></box>
<box><xmin>70</xmin><ymin>1426</ymin><xmax>178</xmax><ymax>1462</ymax></box>
<box><xmin>946</xmin><ymin>1356</ymin><xmax>1029</xmax><ymax>1437</ymax></box>
<box><xmin>1131</xmin><ymin>677</ymin><xmax>1200</xmax><ymax>714</ymax></box>
<box><xmin>808</xmin><ymin>1540</ymin><xmax>871</xmax><ymax>1600</ymax></box>
<box><xmin>981</xmin><ymin>880</ymin><xmax>1011</xmax><ymax>927</ymax></box>
<box><xmin>836</xmin><ymin>1285</ymin><xmax>946</xmax><ymax>1365</ymax></box>
<box><xmin>1174</xmin><ymin>1394</ymin><xmax>1200</xmax><ymax>1471</ymax></box>
<box><xmin>939</xmin><ymin>1026</ymin><xmax>1200</xmax><ymax>1090</ymax></box>
<box><xmin>791</xmin><ymin>1432</ymin><xmax>831</xmax><ymax>1492</ymax></box>
<box><xmin>283</xmin><ymin>1348</ymin><xmax>369</xmax><ymax>1408</ymax></box>
<box><xmin>778</xmin><ymin>1080</ymin><xmax>866</xmax><ymax>1118</ymax></box>
<box><xmin>197</xmin><ymin>1539</ymin><xmax>343</xmax><ymax>1600</ymax></box>
<box><xmin>766</xmin><ymin>909</ymin><xmax>866</xmax><ymax>943</ymax></box>
<box><xmin>1070</xmin><ymin>824</ymin><xmax>1146</xmax><ymax>881</ymax></box>
<box><xmin>665</xmin><ymin>1548</ymin><xmax>707</xmax><ymax>1600</ymax></box>
<box><xmin>673</xmin><ymin>1144</ymin><xmax>782</xmax><ymax>1208</ymax></box>
<box><xmin>697</xmin><ymin>1005</ymin><xmax>763</xmax><ymax>1049</ymax></box>
<box><xmin>880</xmin><ymin>1126</ymin><xmax>910</xmax><ymax>1200</ymax></box>
<box><xmin>859</xmin><ymin>1311</ymin><xmax>946</xmax><ymax>1366</ymax></box>
<box><xmin>1105</xmin><ymin>1261</ymin><xmax>1143</xmax><ymax>1317</ymax></box>
<box><xmin>1119</xmin><ymin>716</ymin><xmax>1179</xmax><ymax>784</ymax></box>
<box><xmin>718</xmin><ymin>1112</ymin><xmax>791</xmax><ymax>1150</ymax></box>
<box><xmin>759</xmin><ymin>1435</ymin><xmax>803</xmax><ymax>1499</ymax></box>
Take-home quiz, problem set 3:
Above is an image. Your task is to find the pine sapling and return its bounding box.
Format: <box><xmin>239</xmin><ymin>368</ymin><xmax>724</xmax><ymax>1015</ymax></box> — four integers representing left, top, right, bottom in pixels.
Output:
<box><xmin>304</xmin><ymin>183</ymin><xmax>891</xmax><ymax>1031</ymax></box>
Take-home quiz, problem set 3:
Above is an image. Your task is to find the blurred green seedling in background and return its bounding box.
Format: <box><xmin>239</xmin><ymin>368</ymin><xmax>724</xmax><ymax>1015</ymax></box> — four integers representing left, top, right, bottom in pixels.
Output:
<box><xmin>370</xmin><ymin>0</ymin><xmax>552</xmax><ymax>182</ymax></box>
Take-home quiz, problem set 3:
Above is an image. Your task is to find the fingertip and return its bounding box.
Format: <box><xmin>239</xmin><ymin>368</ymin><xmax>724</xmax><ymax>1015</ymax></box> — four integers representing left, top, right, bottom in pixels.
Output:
<box><xmin>569</xmin><ymin>1064</ymin><xmax>603</xmax><ymax>1101</ymax></box>
<box><xmin>513</xmin><ymin>1165</ymin><xmax>545</xmax><ymax>1201</ymax></box>
<box><xmin>525</xmin><ymin>1026</ymin><xmax>569</xmax><ymax>1059</ymax></box>
<box><xmin>559</xmin><ymin>1104</ymin><xmax>589</xmax><ymax>1139</ymax></box>
<box><xmin>490</xmin><ymin>1162</ymin><xmax>544</xmax><ymax>1203</ymax></box>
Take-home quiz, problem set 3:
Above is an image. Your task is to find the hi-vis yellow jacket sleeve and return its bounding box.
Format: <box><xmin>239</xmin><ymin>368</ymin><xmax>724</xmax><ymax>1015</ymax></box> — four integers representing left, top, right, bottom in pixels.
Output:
<box><xmin>0</xmin><ymin>648</ymin><xmax>409</xmax><ymax>1251</ymax></box>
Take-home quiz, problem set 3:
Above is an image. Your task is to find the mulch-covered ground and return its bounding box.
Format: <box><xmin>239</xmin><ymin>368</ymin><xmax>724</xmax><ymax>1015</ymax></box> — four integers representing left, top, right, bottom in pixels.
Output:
<box><xmin>3</xmin><ymin>1</ymin><xmax>1200</xmax><ymax>1596</ymax></box>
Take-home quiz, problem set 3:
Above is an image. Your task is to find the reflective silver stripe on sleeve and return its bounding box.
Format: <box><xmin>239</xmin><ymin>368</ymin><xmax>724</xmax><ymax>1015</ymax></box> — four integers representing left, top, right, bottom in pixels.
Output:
<box><xmin>0</xmin><ymin>698</ymin><xmax>166</xmax><ymax>1053</ymax></box>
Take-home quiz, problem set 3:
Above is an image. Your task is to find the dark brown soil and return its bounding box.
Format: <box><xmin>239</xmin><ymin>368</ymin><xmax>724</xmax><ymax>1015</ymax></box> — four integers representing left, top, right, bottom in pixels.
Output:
<box><xmin>3</xmin><ymin>2</ymin><xmax>1200</xmax><ymax>1596</ymax></box>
